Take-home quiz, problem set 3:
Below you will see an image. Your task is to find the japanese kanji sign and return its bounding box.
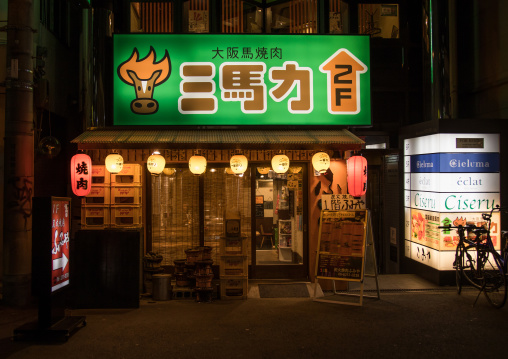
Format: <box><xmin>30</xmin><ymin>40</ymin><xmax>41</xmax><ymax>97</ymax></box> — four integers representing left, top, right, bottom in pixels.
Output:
<box><xmin>51</xmin><ymin>198</ymin><xmax>70</xmax><ymax>292</ymax></box>
<box><xmin>113</xmin><ymin>34</ymin><xmax>371</xmax><ymax>126</ymax></box>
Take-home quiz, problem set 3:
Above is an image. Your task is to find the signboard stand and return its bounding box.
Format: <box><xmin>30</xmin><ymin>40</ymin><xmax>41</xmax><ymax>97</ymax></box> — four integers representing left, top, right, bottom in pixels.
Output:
<box><xmin>14</xmin><ymin>197</ymin><xmax>86</xmax><ymax>342</ymax></box>
<box><xmin>313</xmin><ymin>209</ymin><xmax>380</xmax><ymax>306</ymax></box>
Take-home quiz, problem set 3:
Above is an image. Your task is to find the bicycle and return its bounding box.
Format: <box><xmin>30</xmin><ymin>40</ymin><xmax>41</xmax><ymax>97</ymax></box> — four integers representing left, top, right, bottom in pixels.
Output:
<box><xmin>439</xmin><ymin>205</ymin><xmax>508</xmax><ymax>308</ymax></box>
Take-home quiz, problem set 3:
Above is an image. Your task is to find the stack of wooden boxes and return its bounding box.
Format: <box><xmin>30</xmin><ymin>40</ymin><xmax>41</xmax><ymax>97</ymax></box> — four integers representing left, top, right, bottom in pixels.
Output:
<box><xmin>220</xmin><ymin>217</ymin><xmax>248</xmax><ymax>299</ymax></box>
<box><xmin>81</xmin><ymin>164</ymin><xmax>142</xmax><ymax>229</ymax></box>
<box><xmin>110</xmin><ymin>164</ymin><xmax>142</xmax><ymax>228</ymax></box>
<box><xmin>81</xmin><ymin>165</ymin><xmax>110</xmax><ymax>229</ymax></box>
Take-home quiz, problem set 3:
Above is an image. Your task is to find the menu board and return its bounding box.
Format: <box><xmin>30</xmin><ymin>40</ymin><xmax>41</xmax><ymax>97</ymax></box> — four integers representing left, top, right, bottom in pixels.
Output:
<box><xmin>315</xmin><ymin>210</ymin><xmax>367</xmax><ymax>282</ymax></box>
<box><xmin>51</xmin><ymin>198</ymin><xmax>71</xmax><ymax>292</ymax></box>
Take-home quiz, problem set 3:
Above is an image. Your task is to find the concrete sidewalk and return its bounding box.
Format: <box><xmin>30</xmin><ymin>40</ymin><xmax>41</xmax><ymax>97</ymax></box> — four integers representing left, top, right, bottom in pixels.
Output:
<box><xmin>1</xmin><ymin>275</ymin><xmax>507</xmax><ymax>359</ymax></box>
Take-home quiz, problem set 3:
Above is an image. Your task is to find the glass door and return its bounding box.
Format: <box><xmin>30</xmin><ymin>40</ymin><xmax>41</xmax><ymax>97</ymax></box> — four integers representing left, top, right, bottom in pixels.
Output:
<box><xmin>252</xmin><ymin>163</ymin><xmax>308</xmax><ymax>279</ymax></box>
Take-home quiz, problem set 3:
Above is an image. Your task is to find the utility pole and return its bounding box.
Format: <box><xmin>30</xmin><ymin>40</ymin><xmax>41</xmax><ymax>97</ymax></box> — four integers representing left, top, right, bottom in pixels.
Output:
<box><xmin>3</xmin><ymin>0</ymin><xmax>34</xmax><ymax>306</ymax></box>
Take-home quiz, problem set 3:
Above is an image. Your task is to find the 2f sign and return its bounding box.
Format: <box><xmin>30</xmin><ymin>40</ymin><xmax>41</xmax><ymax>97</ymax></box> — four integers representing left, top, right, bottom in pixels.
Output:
<box><xmin>320</xmin><ymin>49</ymin><xmax>367</xmax><ymax>114</ymax></box>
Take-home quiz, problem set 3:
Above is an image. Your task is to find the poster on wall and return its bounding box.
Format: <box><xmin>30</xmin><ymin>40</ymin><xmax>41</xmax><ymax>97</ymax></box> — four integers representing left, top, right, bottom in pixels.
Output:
<box><xmin>315</xmin><ymin>210</ymin><xmax>367</xmax><ymax>282</ymax></box>
<box><xmin>51</xmin><ymin>198</ymin><xmax>71</xmax><ymax>292</ymax></box>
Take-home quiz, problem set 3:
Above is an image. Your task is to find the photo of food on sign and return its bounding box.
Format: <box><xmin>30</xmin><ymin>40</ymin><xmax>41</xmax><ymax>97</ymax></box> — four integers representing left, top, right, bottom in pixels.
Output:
<box><xmin>440</xmin><ymin>212</ymin><xmax>501</xmax><ymax>251</ymax></box>
<box><xmin>410</xmin><ymin>208</ymin><xmax>501</xmax><ymax>251</ymax></box>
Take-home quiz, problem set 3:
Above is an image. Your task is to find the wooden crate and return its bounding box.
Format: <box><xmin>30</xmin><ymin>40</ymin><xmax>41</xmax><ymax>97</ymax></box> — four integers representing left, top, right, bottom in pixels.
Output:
<box><xmin>219</xmin><ymin>236</ymin><xmax>248</xmax><ymax>256</ymax></box>
<box><xmin>111</xmin><ymin>163</ymin><xmax>142</xmax><ymax>185</ymax></box>
<box><xmin>111</xmin><ymin>185</ymin><xmax>142</xmax><ymax>205</ymax></box>
<box><xmin>90</xmin><ymin>165</ymin><xmax>110</xmax><ymax>185</ymax></box>
<box><xmin>81</xmin><ymin>205</ymin><xmax>110</xmax><ymax>228</ymax></box>
<box><xmin>110</xmin><ymin>205</ymin><xmax>142</xmax><ymax>227</ymax></box>
<box><xmin>82</xmin><ymin>185</ymin><xmax>110</xmax><ymax>205</ymax></box>
<box><xmin>220</xmin><ymin>276</ymin><xmax>248</xmax><ymax>300</ymax></box>
<box><xmin>220</xmin><ymin>255</ymin><xmax>248</xmax><ymax>276</ymax></box>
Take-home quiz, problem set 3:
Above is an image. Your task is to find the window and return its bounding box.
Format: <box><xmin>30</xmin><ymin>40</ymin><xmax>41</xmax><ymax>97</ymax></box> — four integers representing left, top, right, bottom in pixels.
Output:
<box><xmin>130</xmin><ymin>2</ymin><xmax>173</xmax><ymax>33</ymax></box>
<box><xmin>358</xmin><ymin>3</ymin><xmax>399</xmax><ymax>38</ymax></box>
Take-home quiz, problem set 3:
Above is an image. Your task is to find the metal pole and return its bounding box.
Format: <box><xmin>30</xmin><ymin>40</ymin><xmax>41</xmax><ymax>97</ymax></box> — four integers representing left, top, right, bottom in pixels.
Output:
<box><xmin>3</xmin><ymin>0</ymin><xmax>34</xmax><ymax>306</ymax></box>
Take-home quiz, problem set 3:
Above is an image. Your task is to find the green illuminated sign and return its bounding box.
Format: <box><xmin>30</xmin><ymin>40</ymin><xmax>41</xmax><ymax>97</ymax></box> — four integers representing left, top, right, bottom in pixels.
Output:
<box><xmin>113</xmin><ymin>34</ymin><xmax>371</xmax><ymax>126</ymax></box>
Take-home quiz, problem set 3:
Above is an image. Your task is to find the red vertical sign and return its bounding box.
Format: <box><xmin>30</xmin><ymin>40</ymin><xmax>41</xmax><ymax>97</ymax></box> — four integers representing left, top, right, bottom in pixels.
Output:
<box><xmin>51</xmin><ymin>199</ymin><xmax>70</xmax><ymax>292</ymax></box>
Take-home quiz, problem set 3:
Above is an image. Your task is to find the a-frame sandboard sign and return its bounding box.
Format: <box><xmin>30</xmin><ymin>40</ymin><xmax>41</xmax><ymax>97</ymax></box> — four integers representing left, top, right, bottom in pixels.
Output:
<box><xmin>313</xmin><ymin>209</ymin><xmax>380</xmax><ymax>306</ymax></box>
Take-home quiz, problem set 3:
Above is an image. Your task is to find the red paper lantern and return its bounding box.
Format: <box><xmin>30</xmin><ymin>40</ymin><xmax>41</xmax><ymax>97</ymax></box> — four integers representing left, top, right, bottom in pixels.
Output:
<box><xmin>347</xmin><ymin>155</ymin><xmax>367</xmax><ymax>197</ymax></box>
<box><xmin>70</xmin><ymin>153</ymin><xmax>92</xmax><ymax>197</ymax></box>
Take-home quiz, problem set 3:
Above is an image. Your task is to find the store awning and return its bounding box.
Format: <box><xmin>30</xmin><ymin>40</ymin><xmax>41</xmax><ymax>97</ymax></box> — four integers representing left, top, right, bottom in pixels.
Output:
<box><xmin>71</xmin><ymin>129</ymin><xmax>364</xmax><ymax>150</ymax></box>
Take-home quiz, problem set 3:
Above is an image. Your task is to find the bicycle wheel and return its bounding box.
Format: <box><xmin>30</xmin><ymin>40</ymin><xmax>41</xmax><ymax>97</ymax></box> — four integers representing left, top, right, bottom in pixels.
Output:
<box><xmin>460</xmin><ymin>244</ymin><xmax>484</xmax><ymax>289</ymax></box>
<box><xmin>454</xmin><ymin>245</ymin><xmax>464</xmax><ymax>294</ymax></box>
<box><xmin>482</xmin><ymin>251</ymin><xmax>507</xmax><ymax>308</ymax></box>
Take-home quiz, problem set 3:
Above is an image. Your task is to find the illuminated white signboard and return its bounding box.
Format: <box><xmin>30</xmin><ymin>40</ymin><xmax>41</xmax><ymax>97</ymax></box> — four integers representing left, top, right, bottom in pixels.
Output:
<box><xmin>403</xmin><ymin>133</ymin><xmax>500</xmax><ymax>271</ymax></box>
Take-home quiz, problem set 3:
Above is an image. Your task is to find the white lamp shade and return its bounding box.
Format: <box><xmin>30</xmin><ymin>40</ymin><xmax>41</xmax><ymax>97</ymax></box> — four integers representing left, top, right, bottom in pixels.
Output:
<box><xmin>312</xmin><ymin>152</ymin><xmax>330</xmax><ymax>174</ymax></box>
<box><xmin>271</xmin><ymin>154</ymin><xmax>290</xmax><ymax>174</ymax></box>
<box><xmin>189</xmin><ymin>155</ymin><xmax>207</xmax><ymax>175</ymax></box>
<box><xmin>147</xmin><ymin>151</ymin><xmax>166</xmax><ymax>175</ymax></box>
<box><xmin>230</xmin><ymin>154</ymin><xmax>248</xmax><ymax>174</ymax></box>
<box><xmin>105</xmin><ymin>153</ymin><xmax>124</xmax><ymax>174</ymax></box>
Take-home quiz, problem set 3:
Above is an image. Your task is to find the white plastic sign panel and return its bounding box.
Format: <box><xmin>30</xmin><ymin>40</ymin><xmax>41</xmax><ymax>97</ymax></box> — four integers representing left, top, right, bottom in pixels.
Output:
<box><xmin>410</xmin><ymin>191</ymin><xmax>500</xmax><ymax>213</ymax></box>
<box><xmin>410</xmin><ymin>173</ymin><xmax>500</xmax><ymax>193</ymax></box>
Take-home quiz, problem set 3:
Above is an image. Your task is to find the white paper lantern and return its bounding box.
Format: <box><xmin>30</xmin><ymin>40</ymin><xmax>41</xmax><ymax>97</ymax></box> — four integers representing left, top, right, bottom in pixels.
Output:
<box><xmin>230</xmin><ymin>154</ymin><xmax>248</xmax><ymax>175</ymax></box>
<box><xmin>147</xmin><ymin>150</ymin><xmax>166</xmax><ymax>175</ymax></box>
<box><xmin>105</xmin><ymin>153</ymin><xmax>124</xmax><ymax>174</ymax></box>
<box><xmin>312</xmin><ymin>152</ymin><xmax>330</xmax><ymax>174</ymax></box>
<box><xmin>189</xmin><ymin>155</ymin><xmax>207</xmax><ymax>175</ymax></box>
<box><xmin>271</xmin><ymin>153</ymin><xmax>290</xmax><ymax>174</ymax></box>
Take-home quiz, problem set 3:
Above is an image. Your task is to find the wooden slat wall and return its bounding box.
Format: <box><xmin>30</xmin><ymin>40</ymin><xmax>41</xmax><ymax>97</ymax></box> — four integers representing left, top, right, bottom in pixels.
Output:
<box><xmin>329</xmin><ymin>0</ymin><xmax>340</xmax><ymax>13</ymax></box>
<box><xmin>222</xmin><ymin>0</ymin><xmax>244</xmax><ymax>33</ymax></box>
<box><xmin>190</xmin><ymin>0</ymin><xmax>209</xmax><ymax>11</ymax></box>
<box><xmin>141</xmin><ymin>2</ymin><xmax>172</xmax><ymax>33</ymax></box>
<box><xmin>290</xmin><ymin>0</ymin><xmax>317</xmax><ymax>34</ymax></box>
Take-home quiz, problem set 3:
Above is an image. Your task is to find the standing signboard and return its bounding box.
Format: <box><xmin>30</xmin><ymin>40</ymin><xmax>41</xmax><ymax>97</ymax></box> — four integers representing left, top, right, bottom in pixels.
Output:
<box><xmin>313</xmin><ymin>209</ymin><xmax>379</xmax><ymax>306</ymax></box>
<box><xmin>14</xmin><ymin>197</ymin><xmax>85</xmax><ymax>341</ymax></box>
<box><xmin>51</xmin><ymin>198</ymin><xmax>71</xmax><ymax>292</ymax></box>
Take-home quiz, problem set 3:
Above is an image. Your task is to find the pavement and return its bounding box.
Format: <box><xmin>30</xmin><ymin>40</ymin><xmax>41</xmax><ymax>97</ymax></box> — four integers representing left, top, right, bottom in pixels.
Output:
<box><xmin>1</xmin><ymin>274</ymin><xmax>507</xmax><ymax>359</ymax></box>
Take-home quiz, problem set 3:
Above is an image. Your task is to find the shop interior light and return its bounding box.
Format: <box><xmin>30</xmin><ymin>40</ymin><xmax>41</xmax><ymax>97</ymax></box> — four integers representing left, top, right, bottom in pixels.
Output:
<box><xmin>347</xmin><ymin>154</ymin><xmax>368</xmax><ymax>197</ymax></box>
<box><xmin>271</xmin><ymin>152</ymin><xmax>290</xmax><ymax>174</ymax></box>
<box><xmin>189</xmin><ymin>153</ymin><xmax>207</xmax><ymax>175</ymax></box>
<box><xmin>163</xmin><ymin>168</ymin><xmax>176</xmax><ymax>176</ymax></box>
<box><xmin>147</xmin><ymin>150</ymin><xmax>166</xmax><ymax>175</ymax></box>
<box><xmin>70</xmin><ymin>151</ymin><xmax>92</xmax><ymax>197</ymax></box>
<box><xmin>312</xmin><ymin>151</ymin><xmax>330</xmax><ymax>174</ymax></box>
<box><xmin>105</xmin><ymin>151</ymin><xmax>124</xmax><ymax>174</ymax></box>
<box><xmin>257</xmin><ymin>167</ymin><xmax>270</xmax><ymax>175</ymax></box>
<box><xmin>230</xmin><ymin>152</ymin><xmax>248</xmax><ymax>175</ymax></box>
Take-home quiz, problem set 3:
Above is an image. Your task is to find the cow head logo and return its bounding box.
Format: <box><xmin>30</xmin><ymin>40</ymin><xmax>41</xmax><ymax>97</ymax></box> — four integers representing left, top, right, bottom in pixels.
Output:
<box><xmin>117</xmin><ymin>47</ymin><xmax>171</xmax><ymax>115</ymax></box>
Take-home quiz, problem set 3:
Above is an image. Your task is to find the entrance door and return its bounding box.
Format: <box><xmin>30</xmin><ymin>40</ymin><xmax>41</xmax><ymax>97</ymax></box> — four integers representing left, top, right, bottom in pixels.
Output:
<box><xmin>149</xmin><ymin>163</ymin><xmax>307</xmax><ymax>280</ymax></box>
<box><xmin>251</xmin><ymin>163</ymin><xmax>308</xmax><ymax>279</ymax></box>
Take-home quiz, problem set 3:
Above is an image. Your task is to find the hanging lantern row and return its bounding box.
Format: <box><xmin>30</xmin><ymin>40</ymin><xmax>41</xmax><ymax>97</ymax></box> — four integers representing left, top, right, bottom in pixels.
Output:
<box><xmin>189</xmin><ymin>153</ymin><xmax>207</xmax><ymax>175</ymax></box>
<box><xmin>147</xmin><ymin>150</ymin><xmax>166</xmax><ymax>175</ymax></box>
<box><xmin>347</xmin><ymin>155</ymin><xmax>368</xmax><ymax>197</ymax></box>
<box><xmin>230</xmin><ymin>152</ymin><xmax>248</xmax><ymax>175</ymax></box>
<box><xmin>271</xmin><ymin>152</ymin><xmax>290</xmax><ymax>174</ymax></box>
<box><xmin>70</xmin><ymin>152</ymin><xmax>92</xmax><ymax>197</ymax></box>
<box><xmin>311</xmin><ymin>151</ymin><xmax>330</xmax><ymax>174</ymax></box>
<box><xmin>105</xmin><ymin>152</ymin><xmax>124</xmax><ymax>174</ymax></box>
